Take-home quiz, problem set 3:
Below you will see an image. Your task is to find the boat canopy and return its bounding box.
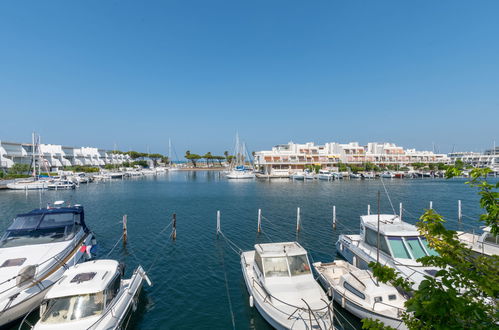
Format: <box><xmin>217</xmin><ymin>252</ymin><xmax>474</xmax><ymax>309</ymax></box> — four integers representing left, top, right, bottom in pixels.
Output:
<box><xmin>0</xmin><ymin>206</ymin><xmax>88</xmax><ymax>248</ymax></box>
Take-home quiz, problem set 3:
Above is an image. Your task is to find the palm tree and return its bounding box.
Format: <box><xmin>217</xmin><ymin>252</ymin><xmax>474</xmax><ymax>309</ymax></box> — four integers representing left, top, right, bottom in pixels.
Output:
<box><xmin>204</xmin><ymin>152</ymin><xmax>213</xmax><ymax>167</ymax></box>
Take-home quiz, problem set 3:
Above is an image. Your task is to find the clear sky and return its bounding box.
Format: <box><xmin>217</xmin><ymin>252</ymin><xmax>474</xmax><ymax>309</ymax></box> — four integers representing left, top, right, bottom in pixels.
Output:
<box><xmin>1</xmin><ymin>0</ymin><xmax>498</xmax><ymax>156</ymax></box>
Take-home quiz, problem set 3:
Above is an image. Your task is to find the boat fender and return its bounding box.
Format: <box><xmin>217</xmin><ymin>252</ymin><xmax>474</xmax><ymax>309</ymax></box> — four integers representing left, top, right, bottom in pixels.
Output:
<box><xmin>249</xmin><ymin>295</ymin><xmax>254</xmax><ymax>308</ymax></box>
<box><xmin>341</xmin><ymin>296</ymin><xmax>346</xmax><ymax>308</ymax></box>
<box><xmin>327</xmin><ymin>288</ymin><xmax>332</xmax><ymax>297</ymax></box>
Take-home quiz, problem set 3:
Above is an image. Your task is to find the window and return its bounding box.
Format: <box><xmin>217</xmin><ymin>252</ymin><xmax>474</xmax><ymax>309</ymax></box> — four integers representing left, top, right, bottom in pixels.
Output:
<box><xmin>254</xmin><ymin>252</ymin><xmax>264</xmax><ymax>274</ymax></box>
<box><xmin>39</xmin><ymin>213</ymin><xmax>74</xmax><ymax>229</ymax></box>
<box><xmin>263</xmin><ymin>257</ymin><xmax>289</xmax><ymax>277</ymax></box>
<box><xmin>343</xmin><ymin>282</ymin><xmax>365</xmax><ymax>299</ymax></box>
<box><xmin>7</xmin><ymin>215</ymin><xmax>42</xmax><ymax>230</ymax></box>
<box><xmin>388</xmin><ymin>294</ymin><xmax>397</xmax><ymax>301</ymax></box>
<box><xmin>41</xmin><ymin>292</ymin><xmax>104</xmax><ymax>324</ymax></box>
<box><xmin>421</xmin><ymin>238</ymin><xmax>439</xmax><ymax>256</ymax></box>
<box><xmin>405</xmin><ymin>237</ymin><xmax>427</xmax><ymax>259</ymax></box>
<box><xmin>288</xmin><ymin>254</ymin><xmax>311</xmax><ymax>276</ymax></box>
<box><xmin>484</xmin><ymin>233</ymin><xmax>498</xmax><ymax>245</ymax></box>
<box><xmin>71</xmin><ymin>272</ymin><xmax>96</xmax><ymax>283</ymax></box>
<box><xmin>374</xmin><ymin>296</ymin><xmax>382</xmax><ymax>303</ymax></box>
<box><xmin>1</xmin><ymin>258</ymin><xmax>26</xmax><ymax>267</ymax></box>
<box><xmin>387</xmin><ymin>237</ymin><xmax>411</xmax><ymax>259</ymax></box>
<box><xmin>365</xmin><ymin>228</ymin><xmax>390</xmax><ymax>256</ymax></box>
<box><xmin>105</xmin><ymin>275</ymin><xmax>121</xmax><ymax>305</ymax></box>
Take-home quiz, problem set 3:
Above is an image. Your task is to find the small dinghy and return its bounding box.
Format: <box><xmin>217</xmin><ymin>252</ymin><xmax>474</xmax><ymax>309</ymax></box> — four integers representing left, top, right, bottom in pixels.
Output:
<box><xmin>29</xmin><ymin>260</ymin><xmax>151</xmax><ymax>330</ymax></box>
<box><xmin>313</xmin><ymin>260</ymin><xmax>407</xmax><ymax>329</ymax></box>
<box><xmin>241</xmin><ymin>242</ymin><xmax>335</xmax><ymax>329</ymax></box>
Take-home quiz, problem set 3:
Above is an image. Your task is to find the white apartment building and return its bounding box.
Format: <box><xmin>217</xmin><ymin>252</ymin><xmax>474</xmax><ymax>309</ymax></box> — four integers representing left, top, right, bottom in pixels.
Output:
<box><xmin>0</xmin><ymin>140</ymin><xmax>131</xmax><ymax>171</ymax></box>
<box><xmin>254</xmin><ymin>141</ymin><xmax>449</xmax><ymax>173</ymax></box>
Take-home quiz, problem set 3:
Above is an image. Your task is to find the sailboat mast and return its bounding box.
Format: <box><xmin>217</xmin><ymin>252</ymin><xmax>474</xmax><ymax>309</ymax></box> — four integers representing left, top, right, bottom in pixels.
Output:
<box><xmin>377</xmin><ymin>190</ymin><xmax>381</xmax><ymax>264</ymax></box>
<box><xmin>32</xmin><ymin>132</ymin><xmax>36</xmax><ymax>178</ymax></box>
<box><xmin>169</xmin><ymin>138</ymin><xmax>172</xmax><ymax>166</ymax></box>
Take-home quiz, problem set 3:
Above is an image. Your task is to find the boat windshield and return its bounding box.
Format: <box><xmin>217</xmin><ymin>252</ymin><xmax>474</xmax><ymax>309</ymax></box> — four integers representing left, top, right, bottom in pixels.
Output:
<box><xmin>288</xmin><ymin>254</ymin><xmax>311</xmax><ymax>276</ymax></box>
<box><xmin>262</xmin><ymin>254</ymin><xmax>311</xmax><ymax>277</ymax></box>
<box><xmin>41</xmin><ymin>292</ymin><xmax>104</xmax><ymax>324</ymax></box>
<box><xmin>263</xmin><ymin>257</ymin><xmax>289</xmax><ymax>277</ymax></box>
<box><xmin>388</xmin><ymin>236</ymin><xmax>439</xmax><ymax>259</ymax></box>
<box><xmin>0</xmin><ymin>213</ymin><xmax>80</xmax><ymax>248</ymax></box>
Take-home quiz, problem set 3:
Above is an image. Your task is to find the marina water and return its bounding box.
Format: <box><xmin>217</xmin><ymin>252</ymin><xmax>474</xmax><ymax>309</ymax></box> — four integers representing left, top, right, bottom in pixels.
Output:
<box><xmin>0</xmin><ymin>172</ymin><xmax>490</xmax><ymax>330</ymax></box>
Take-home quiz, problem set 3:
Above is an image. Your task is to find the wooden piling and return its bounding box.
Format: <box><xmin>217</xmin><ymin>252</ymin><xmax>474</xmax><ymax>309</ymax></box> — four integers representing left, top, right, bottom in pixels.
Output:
<box><xmin>296</xmin><ymin>207</ymin><xmax>301</xmax><ymax>232</ymax></box>
<box><xmin>367</xmin><ymin>204</ymin><xmax>370</xmax><ymax>216</ymax></box>
<box><xmin>123</xmin><ymin>214</ymin><xmax>127</xmax><ymax>246</ymax></box>
<box><xmin>458</xmin><ymin>200</ymin><xmax>462</xmax><ymax>223</ymax></box>
<box><xmin>171</xmin><ymin>213</ymin><xmax>177</xmax><ymax>240</ymax></box>
<box><xmin>257</xmin><ymin>209</ymin><xmax>262</xmax><ymax>233</ymax></box>
<box><xmin>216</xmin><ymin>210</ymin><xmax>221</xmax><ymax>236</ymax></box>
<box><xmin>333</xmin><ymin>205</ymin><xmax>336</xmax><ymax>230</ymax></box>
<box><xmin>429</xmin><ymin>201</ymin><xmax>433</xmax><ymax>210</ymax></box>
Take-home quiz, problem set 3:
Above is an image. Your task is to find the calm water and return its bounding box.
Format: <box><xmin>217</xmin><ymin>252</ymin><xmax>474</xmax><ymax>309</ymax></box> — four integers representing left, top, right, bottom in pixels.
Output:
<box><xmin>0</xmin><ymin>172</ymin><xmax>491</xmax><ymax>330</ymax></box>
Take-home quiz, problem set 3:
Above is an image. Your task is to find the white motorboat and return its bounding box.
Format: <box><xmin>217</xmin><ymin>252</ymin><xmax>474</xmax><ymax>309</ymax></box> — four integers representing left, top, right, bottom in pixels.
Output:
<box><xmin>361</xmin><ymin>172</ymin><xmax>376</xmax><ymax>179</ymax></box>
<box><xmin>290</xmin><ymin>172</ymin><xmax>305</xmax><ymax>181</ymax></box>
<box><xmin>317</xmin><ymin>170</ymin><xmax>334</xmax><ymax>181</ymax></box>
<box><xmin>30</xmin><ymin>260</ymin><xmax>151</xmax><ymax>330</ymax></box>
<box><xmin>304</xmin><ymin>170</ymin><xmax>315</xmax><ymax>180</ymax></box>
<box><xmin>108</xmin><ymin>172</ymin><xmax>124</xmax><ymax>179</ymax></box>
<box><xmin>380</xmin><ymin>172</ymin><xmax>394</xmax><ymax>179</ymax></box>
<box><xmin>0</xmin><ymin>201</ymin><xmax>96</xmax><ymax>327</ymax></box>
<box><xmin>47</xmin><ymin>180</ymin><xmax>76</xmax><ymax>190</ymax></box>
<box><xmin>349</xmin><ymin>173</ymin><xmax>362</xmax><ymax>179</ymax></box>
<box><xmin>336</xmin><ymin>214</ymin><xmax>439</xmax><ymax>289</ymax></box>
<box><xmin>140</xmin><ymin>169</ymin><xmax>157</xmax><ymax>176</ymax></box>
<box><xmin>241</xmin><ymin>242</ymin><xmax>334</xmax><ymax>329</ymax></box>
<box><xmin>313</xmin><ymin>260</ymin><xmax>407</xmax><ymax>329</ymax></box>
<box><xmin>457</xmin><ymin>227</ymin><xmax>498</xmax><ymax>257</ymax></box>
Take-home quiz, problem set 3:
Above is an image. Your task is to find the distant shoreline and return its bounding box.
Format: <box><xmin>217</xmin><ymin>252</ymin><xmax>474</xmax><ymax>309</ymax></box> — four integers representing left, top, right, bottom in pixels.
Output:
<box><xmin>176</xmin><ymin>167</ymin><xmax>225</xmax><ymax>171</ymax></box>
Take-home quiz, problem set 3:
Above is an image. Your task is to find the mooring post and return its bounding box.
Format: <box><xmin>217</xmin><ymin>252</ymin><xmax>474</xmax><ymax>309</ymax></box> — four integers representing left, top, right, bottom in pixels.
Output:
<box><xmin>458</xmin><ymin>200</ymin><xmax>462</xmax><ymax>223</ymax></box>
<box><xmin>171</xmin><ymin>213</ymin><xmax>177</xmax><ymax>240</ymax></box>
<box><xmin>367</xmin><ymin>204</ymin><xmax>370</xmax><ymax>216</ymax></box>
<box><xmin>296</xmin><ymin>207</ymin><xmax>301</xmax><ymax>232</ymax></box>
<box><xmin>257</xmin><ymin>208</ymin><xmax>262</xmax><ymax>233</ymax></box>
<box><xmin>333</xmin><ymin>205</ymin><xmax>337</xmax><ymax>230</ymax></box>
<box><xmin>429</xmin><ymin>201</ymin><xmax>433</xmax><ymax>210</ymax></box>
<box><xmin>399</xmin><ymin>202</ymin><xmax>403</xmax><ymax>221</ymax></box>
<box><xmin>216</xmin><ymin>210</ymin><xmax>221</xmax><ymax>236</ymax></box>
<box><xmin>122</xmin><ymin>214</ymin><xmax>127</xmax><ymax>246</ymax></box>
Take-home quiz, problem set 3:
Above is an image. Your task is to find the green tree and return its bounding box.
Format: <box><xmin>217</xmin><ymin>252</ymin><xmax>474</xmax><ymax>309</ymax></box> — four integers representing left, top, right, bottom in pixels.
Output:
<box><xmin>411</xmin><ymin>162</ymin><xmax>425</xmax><ymax>170</ymax></box>
<box><xmin>454</xmin><ymin>159</ymin><xmax>465</xmax><ymax>170</ymax></box>
<box><xmin>204</xmin><ymin>152</ymin><xmax>213</xmax><ymax>167</ymax></box>
<box><xmin>364</xmin><ymin>167</ymin><xmax>499</xmax><ymax>330</ymax></box>
<box><xmin>8</xmin><ymin>163</ymin><xmax>30</xmax><ymax>175</ymax></box>
<box><xmin>148</xmin><ymin>153</ymin><xmax>164</xmax><ymax>167</ymax></box>
<box><xmin>185</xmin><ymin>151</ymin><xmax>201</xmax><ymax>167</ymax></box>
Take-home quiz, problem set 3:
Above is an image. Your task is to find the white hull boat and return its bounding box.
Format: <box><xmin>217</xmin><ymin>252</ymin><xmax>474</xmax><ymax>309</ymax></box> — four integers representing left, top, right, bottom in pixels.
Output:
<box><xmin>336</xmin><ymin>214</ymin><xmax>439</xmax><ymax>289</ymax></box>
<box><xmin>7</xmin><ymin>180</ymin><xmax>49</xmax><ymax>190</ymax></box>
<box><xmin>226</xmin><ymin>170</ymin><xmax>255</xmax><ymax>179</ymax></box>
<box><xmin>380</xmin><ymin>172</ymin><xmax>394</xmax><ymax>179</ymax></box>
<box><xmin>0</xmin><ymin>202</ymin><xmax>96</xmax><ymax>326</ymax></box>
<box><xmin>457</xmin><ymin>227</ymin><xmax>498</xmax><ymax>257</ymax></box>
<box><xmin>290</xmin><ymin>172</ymin><xmax>305</xmax><ymax>181</ymax></box>
<box><xmin>349</xmin><ymin>173</ymin><xmax>362</xmax><ymax>179</ymax></box>
<box><xmin>313</xmin><ymin>260</ymin><xmax>407</xmax><ymax>329</ymax></box>
<box><xmin>30</xmin><ymin>260</ymin><xmax>151</xmax><ymax>330</ymax></box>
<box><xmin>318</xmin><ymin>170</ymin><xmax>334</xmax><ymax>181</ymax></box>
<box><xmin>241</xmin><ymin>242</ymin><xmax>334</xmax><ymax>329</ymax></box>
<box><xmin>47</xmin><ymin>180</ymin><xmax>76</xmax><ymax>190</ymax></box>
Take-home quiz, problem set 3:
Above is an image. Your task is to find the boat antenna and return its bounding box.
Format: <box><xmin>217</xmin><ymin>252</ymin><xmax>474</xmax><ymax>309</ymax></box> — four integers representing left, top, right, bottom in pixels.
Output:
<box><xmin>377</xmin><ymin>190</ymin><xmax>381</xmax><ymax>264</ymax></box>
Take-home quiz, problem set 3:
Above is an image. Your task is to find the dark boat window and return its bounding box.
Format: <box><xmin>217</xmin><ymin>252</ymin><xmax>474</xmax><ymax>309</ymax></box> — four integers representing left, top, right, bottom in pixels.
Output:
<box><xmin>484</xmin><ymin>233</ymin><xmax>498</xmax><ymax>245</ymax></box>
<box><xmin>1</xmin><ymin>258</ymin><xmax>26</xmax><ymax>267</ymax></box>
<box><xmin>388</xmin><ymin>294</ymin><xmax>397</xmax><ymax>301</ymax></box>
<box><xmin>71</xmin><ymin>272</ymin><xmax>96</xmax><ymax>283</ymax></box>
<box><xmin>374</xmin><ymin>296</ymin><xmax>382</xmax><ymax>303</ymax></box>
<box><xmin>343</xmin><ymin>282</ymin><xmax>365</xmax><ymax>300</ymax></box>
<box><xmin>105</xmin><ymin>275</ymin><xmax>121</xmax><ymax>306</ymax></box>
<box><xmin>365</xmin><ymin>227</ymin><xmax>391</xmax><ymax>256</ymax></box>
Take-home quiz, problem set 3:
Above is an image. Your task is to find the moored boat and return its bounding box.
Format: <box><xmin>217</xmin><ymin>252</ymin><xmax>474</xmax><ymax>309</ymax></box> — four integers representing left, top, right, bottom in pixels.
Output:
<box><xmin>241</xmin><ymin>242</ymin><xmax>334</xmax><ymax>329</ymax></box>
<box><xmin>29</xmin><ymin>260</ymin><xmax>151</xmax><ymax>330</ymax></box>
<box><xmin>0</xmin><ymin>201</ymin><xmax>96</xmax><ymax>327</ymax></box>
<box><xmin>313</xmin><ymin>260</ymin><xmax>407</xmax><ymax>329</ymax></box>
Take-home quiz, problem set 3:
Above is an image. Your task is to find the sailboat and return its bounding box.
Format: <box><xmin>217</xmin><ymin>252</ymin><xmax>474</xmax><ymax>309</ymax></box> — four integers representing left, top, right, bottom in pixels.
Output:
<box><xmin>7</xmin><ymin>133</ymin><xmax>51</xmax><ymax>190</ymax></box>
<box><xmin>168</xmin><ymin>138</ymin><xmax>179</xmax><ymax>171</ymax></box>
<box><xmin>226</xmin><ymin>134</ymin><xmax>255</xmax><ymax>179</ymax></box>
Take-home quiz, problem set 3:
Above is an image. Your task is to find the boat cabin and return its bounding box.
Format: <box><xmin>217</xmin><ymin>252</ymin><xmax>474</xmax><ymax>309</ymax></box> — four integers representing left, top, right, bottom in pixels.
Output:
<box><xmin>38</xmin><ymin>260</ymin><xmax>122</xmax><ymax>325</ymax></box>
<box><xmin>0</xmin><ymin>202</ymin><xmax>88</xmax><ymax>248</ymax></box>
<box><xmin>253</xmin><ymin>242</ymin><xmax>312</xmax><ymax>281</ymax></box>
<box><xmin>360</xmin><ymin>215</ymin><xmax>438</xmax><ymax>261</ymax></box>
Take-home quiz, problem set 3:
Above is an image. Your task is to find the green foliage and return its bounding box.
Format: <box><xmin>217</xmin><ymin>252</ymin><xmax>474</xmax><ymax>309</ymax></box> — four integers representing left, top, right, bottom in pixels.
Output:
<box><xmin>132</xmin><ymin>160</ymin><xmax>148</xmax><ymax>168</ymax></box>
<box><xmin>399</xmin><ymin>166</ymin><xmax>409</xmax><ymax>171</ymax></box>
<box><xmin>305</xmin><ymin>164</ymin><xmax>321</xmax><ymax>173</ymax></box>
<box><xmin>0</xmin><ymin>171</ymin><xmax>3</xmax><ymax>178</ymax></box>
<box><xmin>454</xmin><ymin>159</ymin><xmax>464</xmax><ymax>170</ymax></box>
<box><xmin>8</xmin><ymin>163</ymin><xmax>30</xmax><ymax>175</ymax></box>
<box><xmin>109</xmin><ymin>150</ymin><xmax>124</xmax><ymax>154</ymax></box>
<box><xmin>185</xmin><ymin>150</ymin><xmax>202</xmax><ymax>167</ymax></box>
<box><xmin>337</xmin><ymin>162</ymin><xmax>348</xmax><ymax>172</ymax></box>
<box><xmin>365</xmin><ymin>167</ymin><xmax>499</xmax><ymax>329</ymax></box>
<box><xmin>436</xmin><ymin>163</ymin><xmax>447</xmax><ymax>171</ymax></box>
<box><xmin>63</xmin><ymin>166</ymin><xmax>100</xmax><ymax>173</ymax></box>
<box><xmin>103</xmin><ymin>164</ymin><xmax>115</xmax><ymax>170</ymax></box>
<box><xmin>125</xmin><ymin>151</ymin><xmax>148</xmax><ymax>159</ymax></box>
<box><xmin>364</xmin><ymin>162</ymin><xmax>381</xmax><ymax>172</ymax></box>
<box><xmin>411</xmin><ymin>162</ymin><xmax>425</xmax><ymax>170</ymax></box>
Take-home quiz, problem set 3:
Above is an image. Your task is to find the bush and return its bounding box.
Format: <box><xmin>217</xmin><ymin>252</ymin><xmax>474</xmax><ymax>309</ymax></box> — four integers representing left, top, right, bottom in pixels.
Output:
<box><xmin>8</xmin><ymin>163</ymin><xmax>30</xmax><ymax>175</ymax></box>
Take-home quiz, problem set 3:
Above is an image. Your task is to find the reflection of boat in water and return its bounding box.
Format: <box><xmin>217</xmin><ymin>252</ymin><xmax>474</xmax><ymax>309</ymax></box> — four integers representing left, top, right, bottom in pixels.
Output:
<box><xmin>313</xmin><ymin>260</ymin><xmax>407</xmax><ymax>329</ymax></box>
<box><xmin>0</xmin><ymin>201</ymin><xmax>96</xmax><ymax>327</ymax></box>
<box><xmin>241</xmin><ymin>242</ymin><xmax>334</xmax><ymax>329</ymax></box>
<box><xmin>30</xmin><ymin>260</ymin><xmax>151</xmax><ymax>330</ymax></box>
<box><xmin>336</xmin><ymin>214</ymin><xmax>439</xmax><ymax>289</ymax></box>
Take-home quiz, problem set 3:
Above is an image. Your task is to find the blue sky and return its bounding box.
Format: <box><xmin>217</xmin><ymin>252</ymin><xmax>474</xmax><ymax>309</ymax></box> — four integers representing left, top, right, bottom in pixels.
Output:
<box><xmin>0</xmin><ymin>0</ymin><xmax>498</xmax><ymax>156</ymax></box>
